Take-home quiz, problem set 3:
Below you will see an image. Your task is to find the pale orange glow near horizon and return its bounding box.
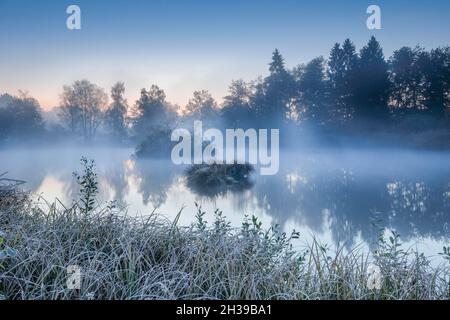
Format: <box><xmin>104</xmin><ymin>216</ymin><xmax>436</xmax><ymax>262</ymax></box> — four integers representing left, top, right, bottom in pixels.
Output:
<box><xmin>4</xmin><ymin>83</ymin><xmax>228</xmax><ymax>113</ymax></box>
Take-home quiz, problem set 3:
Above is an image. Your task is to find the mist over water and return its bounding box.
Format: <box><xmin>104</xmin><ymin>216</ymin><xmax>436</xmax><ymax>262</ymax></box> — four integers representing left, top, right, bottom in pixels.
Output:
<box><xmin>2</xmin><ymin>146</ymin><xmax>449</xmax><ymax>257</ymax></box>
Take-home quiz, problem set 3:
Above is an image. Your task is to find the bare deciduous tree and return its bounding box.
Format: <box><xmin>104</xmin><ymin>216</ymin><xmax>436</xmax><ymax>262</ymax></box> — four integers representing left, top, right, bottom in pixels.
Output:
<box><xmin>58</xmin><ymin>80</ymin><xmax>108</xmax><ymax>142</ymax></box>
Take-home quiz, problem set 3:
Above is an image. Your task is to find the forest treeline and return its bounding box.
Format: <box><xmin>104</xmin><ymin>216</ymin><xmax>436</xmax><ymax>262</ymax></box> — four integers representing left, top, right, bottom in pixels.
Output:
<box><xmin>0</xmin><ymin>36</ymin><xmax>449</xmax><ymax>148</ymax></box>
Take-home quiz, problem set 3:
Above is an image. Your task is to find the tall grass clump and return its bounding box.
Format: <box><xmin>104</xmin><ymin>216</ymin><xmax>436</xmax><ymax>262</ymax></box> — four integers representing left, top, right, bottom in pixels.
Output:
<box><xmin>0</xmin><ymin>159</ymin><xmax>449</xmax><ymax>300</ymax></box>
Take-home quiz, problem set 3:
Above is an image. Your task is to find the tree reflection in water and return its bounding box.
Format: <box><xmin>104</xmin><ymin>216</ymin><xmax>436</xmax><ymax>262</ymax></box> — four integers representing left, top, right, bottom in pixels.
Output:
<box><xmin>2</xmin><ymin>148</ymin><xmax>449</xmax><ymax>249</ymax></box>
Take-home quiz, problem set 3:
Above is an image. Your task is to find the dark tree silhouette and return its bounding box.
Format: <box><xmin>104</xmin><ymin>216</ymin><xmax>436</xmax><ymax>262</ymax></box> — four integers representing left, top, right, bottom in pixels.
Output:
<box><xmin>0</xmin><ymin>93</ymin><xmax>13</xmax><ymax>109</ymax></box>
<box><xmin>354</xmin><ymin>36</ymin><xmax>390</xmax><ymax>121</ymax></box>
<box><xmin>105</xmin><ymin>82</ymin><xmax>128</xmax><ymax>143</ymax></box>
<box><xmin>184</xmin><ymin>89</ymin><xmax>220</xmax><ymax>129</ymax></box>
<box><xmin>295</xmin><ymin>57</ymin><xmax>327</xmax><ymax>124</ymax></box>
<box><xmin>185</xmin><ymin>90</ymin><xmax>218</xmax><ymax>119</ymax></box>
<box><xmin>420</xmin><ymin>47</ymin><xmax>450</xmax><ymax>118</ymax></box>
<box><xmin>389</xmin><ymin>46</ymin><xmax>427</xmax><ymax>112</ymax></box>
<box><xmin>251</xmin><ymin>49</ymin><xmax>295</xmax><ymax>127</ymax></box>
<box><xmin>0</xmin><ymin>93</ymin><xmax>45</xmax><ymax>142</ymax></box>
<box><xmin>327</xmin><ymin>39</ymin><xmax>358</xmax><ymax>123</ymax></box>
<box><xmin>221</xmin><ymin>79</ymin><xmax>253</xmax><ymax>128</ymax></box>
<box><xmin>327</xmin><ymin>43</ymin><xmax>346</xmax><ymax>120</ymax></box>
<box><xmin>132</xmin><ymin>85</ymin><xmax>175</xmax><ymax>140</ymax></box>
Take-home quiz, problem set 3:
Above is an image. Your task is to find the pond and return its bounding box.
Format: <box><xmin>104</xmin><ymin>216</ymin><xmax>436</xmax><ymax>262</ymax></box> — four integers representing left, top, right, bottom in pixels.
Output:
<box><xmin>1</xmin><ymin>146</ymin><xmax>449</xmax><ymax>258</ymax></box>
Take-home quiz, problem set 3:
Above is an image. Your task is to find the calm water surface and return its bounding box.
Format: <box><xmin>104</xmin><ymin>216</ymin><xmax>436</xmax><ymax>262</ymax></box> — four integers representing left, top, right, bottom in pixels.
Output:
<box><xmin>1</xmin><ymin>147</ymin><xmax>449</xmax><ymax>258</ymax></box>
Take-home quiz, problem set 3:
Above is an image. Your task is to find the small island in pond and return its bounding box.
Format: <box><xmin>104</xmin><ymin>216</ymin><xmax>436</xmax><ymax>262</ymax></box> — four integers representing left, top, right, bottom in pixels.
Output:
<box><xmin>185</xmin><ymin>163</ymin><xmax>255</xmax><ymax>197</ymax></box>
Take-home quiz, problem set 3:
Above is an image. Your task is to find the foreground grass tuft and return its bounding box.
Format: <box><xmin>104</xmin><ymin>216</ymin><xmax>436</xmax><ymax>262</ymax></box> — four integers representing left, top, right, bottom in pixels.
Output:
<box><xmin>0</xmin><ymin>160</ymin><xmax>449</xmax><ymax>300</ymax></box>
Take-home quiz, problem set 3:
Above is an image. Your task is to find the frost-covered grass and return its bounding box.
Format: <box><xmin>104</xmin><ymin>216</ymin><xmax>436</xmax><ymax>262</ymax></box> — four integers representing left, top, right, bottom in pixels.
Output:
<box><xmin>0</xmin><ymin>159</ymin><xmax>449</xmax><ymax>300</ymax></box>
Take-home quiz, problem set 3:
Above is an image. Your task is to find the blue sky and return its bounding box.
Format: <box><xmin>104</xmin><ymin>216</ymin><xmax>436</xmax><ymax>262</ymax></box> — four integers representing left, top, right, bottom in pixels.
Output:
<box><xmin>0</xmin><ymin>0</ymin><xmax>449</xmax><ymax>109</ymax></box>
